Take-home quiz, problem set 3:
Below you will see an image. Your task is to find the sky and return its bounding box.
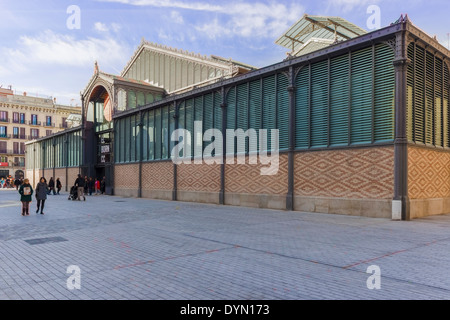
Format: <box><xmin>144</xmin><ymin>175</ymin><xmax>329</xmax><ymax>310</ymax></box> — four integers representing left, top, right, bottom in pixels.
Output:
<box><xmin>0</xmin><ymin>0</ymin><xmax>449</xmax><ymax>106</ymax></box>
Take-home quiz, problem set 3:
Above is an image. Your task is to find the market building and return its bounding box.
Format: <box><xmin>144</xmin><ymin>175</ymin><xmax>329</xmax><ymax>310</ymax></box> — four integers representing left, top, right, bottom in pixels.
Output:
<box><xmin>26</xmin><ymin>15</ymin><xmax>450</xmax><ymax>220</ymax></box>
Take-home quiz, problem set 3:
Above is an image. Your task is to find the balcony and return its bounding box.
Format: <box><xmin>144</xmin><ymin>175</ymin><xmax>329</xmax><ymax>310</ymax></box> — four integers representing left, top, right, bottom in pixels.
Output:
<box><xmin>59</xmin><ymin>123</ymin><xmax>69</xmax><ymax>129</ymax></box>
<box><xmin>28</xmin><ymin>120</ymin><xmax>42</xmax><ymax>126</ymax></box>
<box><xmin>28</xmin><ymin>135</ymin><xmax>40</xmax><ymax>140</ymax></box>
<box><xmin>0</xmin><ymin>118</ymin><xmax>10</xmax><ymax>123</ymax></box>
<box><xmin>12</xmin><ymin>162</ymin><xmax>26</xmax><ymax>167</ymax></box>
<box><xmin>0</xmin><ymin>134</ymin><xmax>11</xmax><ymax>139</ymax></box>
<box><xmin>43</xmin><ymin>122</ymin><xmax>55</xmax><ymax>128</ymax></box>
<box><xmin>9</xmin><ymin>149</ymin><xmax>26</xmax><ymax>155</ymax></box>
<box><xmin>12</xmin><ymin>135</ymin><xmax>28</xmax><ymax>140</ymax></box>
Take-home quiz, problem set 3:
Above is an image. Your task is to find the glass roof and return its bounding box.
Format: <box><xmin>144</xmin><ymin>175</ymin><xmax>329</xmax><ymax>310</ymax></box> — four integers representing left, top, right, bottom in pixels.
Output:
<box><xmin>275</xmin><ymin>14</ymin><xmax>367</xmax><ymax>54</ymax></box>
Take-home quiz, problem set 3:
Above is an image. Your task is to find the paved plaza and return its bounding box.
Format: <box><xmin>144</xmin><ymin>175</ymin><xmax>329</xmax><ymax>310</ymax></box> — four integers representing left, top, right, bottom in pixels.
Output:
<box><xmin>1</xmin><ymin>188</ymin><xmax>450</xmax><ymax>300</ymax></box>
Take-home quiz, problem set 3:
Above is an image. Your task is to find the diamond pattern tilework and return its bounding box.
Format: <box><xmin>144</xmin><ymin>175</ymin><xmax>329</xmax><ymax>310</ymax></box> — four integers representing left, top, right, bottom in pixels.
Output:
<box><xmin>225</xmin><ymin>154</ymin><xmax>288</xmax><ymax>194</ymax></box>
<box><xmin>408</xmin><ymin>146</ymin><xmax>450</xmax><ymax>199</ymax></box>
<box><xmin>294</xmin><ymin>147</ymin><xmax>394</xmax><ymax>199</ymax></box>
<box><xmin>141</xmin><ymin>161</ymin><xmax>173</xmax><ymax>191</ymax></box>
<box><xmin>178</xmin><ymin>163</ymin><xmax>221</xmax><ymax>192</ymax></box>
<box><xmin>115</xmin><ymin>164</ymin><xmax>139</xmax><ymax>190</ymax></box>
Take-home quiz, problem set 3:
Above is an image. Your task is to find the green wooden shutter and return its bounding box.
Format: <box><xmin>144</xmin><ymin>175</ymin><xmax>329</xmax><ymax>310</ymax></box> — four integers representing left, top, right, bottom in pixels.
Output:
<box><xmin>162</xmin><ymin>106</ymin><xmax>169</xmax><ymax>159</ymax></box>
<box><xmin>236</xmin><ymin>83</ymin><xmax>248</xmax><ymax>153</ymax></box>
<box><xmin>262</xmin><ymin>76</ymin><xmax>276</xmax><ymax>151</ymax></box>
<box><xmin>425</xmin><ymin>51</ymin><xmax>434</xmax><ymax>145</ymax></box>
<box><xmin>407</xmin><ymin>43</ymin><xmax>415</xmax><ymax>142</ymax></box>
<box><xmin>295</xmin><ymin>67</ymin><xmax>309</xmax><ymax>149</ymax></box>
<box><xmin>445</xmin><ymin>64</ymin><xmax>449</xmax><ymax>147</ymax></box>
<box><xmin>311</xmin><ymin>60</ymin><xmax>328</xmax><ymax>147</ymax></box>
<box><xmin>415</xmin><ymin>46</ymin><xmax>425</xmax><ymax>144</ymax></box>
<box><xmin>249</xmin><ymin>79</ymin><xmax>262</xmax><ymax>152</ymax></box>
<box><xmin>330</xmin><ymin>54</ymin><xmax>349</xmax><ymax>146</ymax></box>
<box><xmin>185</xmin><ymin>99</ymin><xmax>194</xmax><ymax>157</ymax></box>
<box><xmin>148</xmin><ymin>110</ymin><xmax>155</xmax><ymax>161</ymax></box>
<box><xmin>204</xmin><ymin>93</ymin><xmax>214</xmax><ymax>152</ymax></box>
<box><xmin>374</xmin><ymin>43</ymin><xmax>395</xmax><ymax>142</ymax></box>
<box><xmin>351</xmin><ymin>47</ymin><xmax>373</xmax><ymax>144</ymax></box>
<box><xmin>277</xmin><ymin>73</ymin><xmax>289</xmax><ymax>150</ymax></box>
<box><xmin>169</xmin><ymin>104</ymin><xmax>176</xmax><ymax>158</ymax></box>
<box><xmin>155</xmin><ymin>108</ymin><xmax>161</xmax><ymax>159</ymax></box>
<box><xmin>435</xmin><ymin>58</ymin><xmax>443</xmax><ymax>147</ymax></box>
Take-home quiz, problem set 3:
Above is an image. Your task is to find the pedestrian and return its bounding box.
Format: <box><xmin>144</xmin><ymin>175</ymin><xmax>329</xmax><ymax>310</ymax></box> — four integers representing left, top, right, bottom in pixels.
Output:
<box><xmin>14</xmin><ymin>178</ymin><xmax>20</xmax><ymax>190</ymax></box>
<box><xmin>74</xmin><ymin>174</ymin><xmax>86</xmax><ymax>201</ymax></box>
<box><xmin>101</xmin><ymin>176</ymin><xmax>106</xmax><ymax>194</ymax></box>
<box><xmin>0</xmin><ymin>177</ymin><xmax>4</xmax><ymax>188</ymax></box>
<box><xmin>95</xmin><ymin>178</ymin><xmax>100</xmax><ymax>195</ymax></box>
<box><xmin>35</xmin><ymin>177</ymin><xmax>48</xmax><ymax>215</ymax></box>
<box><xmin>18</xmin><ymin>178</ymin><xmax>33</xmax><ymax>216</ymax></box>
<box><xmin>56</xmin><ymin>178</ymin><xmax>62</xmax><ymax>195</ymax></box>
<box><xmin>48</xmin><ymin>177</ymin><xmax>56</xmax><ymax>195</ymax></box>
<box><xmin>84</xmin><ymin>176</ymin><xmax>88</xmax><ymax>195</ymax></box>
<box><xmin>88</xmin><ymin>177</ymin><xmax>94</xmax><ymax>196</ymax></box>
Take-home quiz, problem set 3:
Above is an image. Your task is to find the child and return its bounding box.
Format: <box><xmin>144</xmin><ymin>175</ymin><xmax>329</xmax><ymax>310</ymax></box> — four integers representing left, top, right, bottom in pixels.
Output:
<box><xmin>18</xmin><ymin>178</ymin><xmax>34</xmax><ymax>216</ymax></box>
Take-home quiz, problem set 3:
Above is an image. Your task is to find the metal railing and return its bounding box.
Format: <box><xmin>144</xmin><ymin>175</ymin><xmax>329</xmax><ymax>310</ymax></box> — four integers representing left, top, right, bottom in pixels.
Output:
<box><xmin>28</xmin><ymin>120</ymin><xmax>42</xmax><ymax>126</ymax></box>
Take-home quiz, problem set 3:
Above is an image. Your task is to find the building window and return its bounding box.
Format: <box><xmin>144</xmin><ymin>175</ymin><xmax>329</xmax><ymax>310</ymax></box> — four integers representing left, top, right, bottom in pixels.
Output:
<box><xmin>0</xmin><ymin>126</ymin><xmax>7</xmax><ymax>138</ymax></box>
<box><xmin>13</xmin><ymin>112</ymin><xmax>19</xmax><ymax>123</ymax></box>
<box><xmin>13</xmin><ymin>127</ymin><xmax>19</xmax><ymax>138</ymax></box>
<box><xmin>0</xmin><ymin>155</ymin><xmax>7</xmax><ymax>162</ymax></box>
<box><xmin>0</xmin><ymin>111</ymin><xmax>8</xmax><ymax>122</ymax></box>
<box><xmin>46</xmin><ymin>130</ymin><xmax>52</xmax><ymax>136</ymax></box>
<box><xmin>31</xmin><ymin>128</ymin><xmax>39</xmax><ymax>139</ymax></box>
<box><xmin>20</xmin><ymin>128</ymin><xmax>25</xmax><ymax>139</ymax></box>
<box><xmin>13</xmin><ymin>142</ymin><xmax>19</xmax><ymax>154</ymax></box>
<box><xmin>20</xmin><ymin>143</ymin><xmax>25</xmax><ymax>154</ymax></box>
<box><xmin>31</xmin><ymin>114</ymin><xmax>38</xmax><ymax>125</ymax></box>
<box><xmin>20</xmin><ymin>113</ymin><xmax>25</xmax><ymax>124</ymax></box>
<box><xmin>46</xmin><ymin>116</ymin><xmax>52</xmax><ymax>126</ymax></box>
<box><xmin>61</xmin><ymin>117</ymin><xmax>68</xmax><ymax>128</ymax></box>
<box><xmin>0</xmin><ymin>141</ymin><xmax>6</xmax><ymax>153</ymax></box>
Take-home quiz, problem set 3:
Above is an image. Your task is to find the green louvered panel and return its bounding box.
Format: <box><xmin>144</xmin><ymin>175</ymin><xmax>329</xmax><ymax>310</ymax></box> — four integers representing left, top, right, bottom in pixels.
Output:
<box><xmin>178</xmin><ymin>101</ymin><xmax>186</xmax><ymax>157</ymax></box>
<box><xmin>311</xmin><ymin>60</ymin><xmax>328</xmax><ymax>147</ymax></box>
<box><xmin>169</xmin><ymin>106</ymin><xmax>175</xmax><ymax>159</ymax></box>
<box><xmin>435</xmin><ymin>58</ymin><xmax>443</xmax><ymax>147</ymax></box>
<box><xmin>425</xmin><ymin>51</ymin><xmax>434</xmax><ymax>145</ymax></box>
<box><xmin>262</xmin><ymin>75</ymin><xmax>276</xmax><ymax>151</ymax></box>
<box><xmin>148</xmin><ymin>110</ymin><xmax>155</xmax><ymax>161</ymax></box>
<box><xmin>155</xmin><ymin>108</ymin><xmax>162</xmax><ymax>159</ymax></box>
<box><xmin>407</xmin><ymin>43</ymin><xmax>415</xmax><ymax>142</ymax></box>
<box><xmin>414</xmin><ymin>45</ymin><xmax>425</xmax><ymax>144</ymax></box>
<box><xmin>236</xmin><ymin>83</ymin><xmax>249</xmax><ymax>152</ymax></box>
<box><xmin>194</xmin><ymin>96</ymin><xmax>204</xmax><ymax>156</ymax></box>
<box><xmin>277</xmin><ymin>73</ymin><xmax>289</xmax><ymax>150</ymax></box>
<box><xmin>185</xmin><ymin>99</ymin><xmax>194</xmax><ymax>157</ymax></box>
<box><xmin>374</xmin><ymin>43</ymin><xmax>395</xmax><ymax>142</ymax></box>
<box><xmin>330</xmin><ymin>54</ymin><xmax>349</xmax><ymax>146</ymax></box>
<box><xmin>161</xmin><ymin>106</ymin><xmax>169</xmax><ymax>159</ymax></box>
<box><xmin>226</xmin><ymin>87</ymin><xmax>236</xmax><ymax>131</ymax></box>
<box><xmin>213</xmin><ymin>92</ymin><xmax>222</xmax><ymax>156</ymax></box>
<box><xmin>203</xmin><ymin>93</ymin><xmax>214</xmax><ymax>152</ymax></box>
<box><xmin>296</xmin><ymin>67</ymin><xmax>309</xmax><ymax>149</ymax></box>
<box><xmin>249</xmin><ymin>79</ymin><xmax>262</xmax><ymax>152</ymax></box>
<box><xmin>214</xmin><ymin>91</ymin><xmax>222</xmax><ymax>131</ymax></box>
<box><xmin>445</xmin><ymin>64</ymin><xmax>449</xmax><ymax>148</ymax></box>
<box><xmin>351</xmin><ymin>47</ymin><xmax>373</xmax><ymax>144</ymax></box>
<box><xmin>142</xmin><ymin>112</ymin><xmax>148</xmax><ymax>161</ymax></box>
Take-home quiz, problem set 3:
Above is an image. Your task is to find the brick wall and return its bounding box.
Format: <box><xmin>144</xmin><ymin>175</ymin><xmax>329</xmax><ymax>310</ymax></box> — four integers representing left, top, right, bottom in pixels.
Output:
<box><xmin>114</xmin><ymin>164</ymin><xmax>140</xmax><ymax>197</ymax></box>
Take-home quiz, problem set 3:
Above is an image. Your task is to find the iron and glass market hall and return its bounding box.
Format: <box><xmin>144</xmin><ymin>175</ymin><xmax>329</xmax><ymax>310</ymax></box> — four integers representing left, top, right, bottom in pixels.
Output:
<box><xmin>26</xmin><ymin>15</ymin><xmax>450</xmax><ymax>220</ymax></box>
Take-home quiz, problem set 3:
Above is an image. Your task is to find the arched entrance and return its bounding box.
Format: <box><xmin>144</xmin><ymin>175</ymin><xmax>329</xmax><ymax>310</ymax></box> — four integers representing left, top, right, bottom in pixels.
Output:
<box><xmin>84</xmin><ymin>84</ymin><xmax>114</xmax><ymax>194</ymax></box>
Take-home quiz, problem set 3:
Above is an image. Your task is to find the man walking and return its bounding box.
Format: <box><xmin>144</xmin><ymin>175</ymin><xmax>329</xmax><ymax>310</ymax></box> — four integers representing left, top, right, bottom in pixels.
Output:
<box><xmin>74</xmin><ymin>174</ymin><xmax>86</xmax><ymax>201</ymax></box>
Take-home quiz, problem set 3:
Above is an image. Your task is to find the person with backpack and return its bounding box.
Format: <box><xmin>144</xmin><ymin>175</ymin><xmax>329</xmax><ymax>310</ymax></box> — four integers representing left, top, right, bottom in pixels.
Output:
<box><xmin>18</xmin><ymin>178</ymin><xmax>34</xmax><ymax>216</ymax></box>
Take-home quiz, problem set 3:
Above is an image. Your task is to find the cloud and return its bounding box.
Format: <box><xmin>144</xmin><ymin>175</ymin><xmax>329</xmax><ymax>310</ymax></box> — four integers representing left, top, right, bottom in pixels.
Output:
<box><xmin>326</xmin><ymin>0</ymin><xmax>381</xmax><ymax>13</ymax></box>
<box><xmin>94</xmin><ymin>22</ymin><xmax>109</xmax><ymax>32</ymax></box>
<box><xmin>170</xmin><ymin>11</ymin><xmax>184</xmax><ymax>24</ymax></box>
<box><xmin>98</xmin><ymin>0</ymin><xmax>304</xmax><ymax>39</ymax></box>
<box><xmin>0</xmin><ymin>30</ymin><xmax>129</xmax><ymax>76</ymax></box>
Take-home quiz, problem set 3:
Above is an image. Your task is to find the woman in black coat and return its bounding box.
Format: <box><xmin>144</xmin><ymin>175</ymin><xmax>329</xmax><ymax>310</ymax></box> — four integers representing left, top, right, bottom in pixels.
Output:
<box><xmin>35</xmin><ymin>177</ymin><xmax>48</xmax><ymax>215</ymax></box>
